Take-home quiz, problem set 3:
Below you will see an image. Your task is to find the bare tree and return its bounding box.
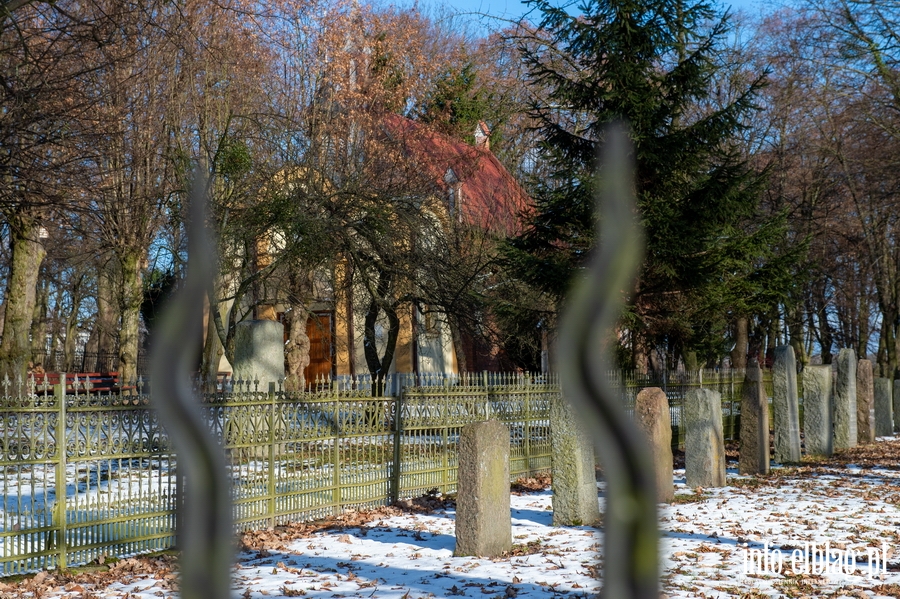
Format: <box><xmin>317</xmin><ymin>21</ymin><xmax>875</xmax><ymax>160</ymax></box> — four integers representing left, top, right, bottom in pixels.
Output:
<box><xmin>0</xmin><ymin>2</ymin><xmax>101</xmax><ymax>384</ymax></box>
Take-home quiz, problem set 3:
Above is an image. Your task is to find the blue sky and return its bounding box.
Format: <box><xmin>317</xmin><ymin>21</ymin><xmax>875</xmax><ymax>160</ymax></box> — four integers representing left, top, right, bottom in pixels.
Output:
<box><xmin>440</xmin><ymin>0</ymin><xmax>772</xmax><ymax>23</ymax></box>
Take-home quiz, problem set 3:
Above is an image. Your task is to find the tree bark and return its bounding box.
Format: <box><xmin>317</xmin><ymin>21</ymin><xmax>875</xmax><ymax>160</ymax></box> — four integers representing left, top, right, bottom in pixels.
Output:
<box><xmin>748</xmin><ymin>317</ymin><xmax>766</xmax><ymax>367</ymax></box>
<box><xmin>202</xmin><ymin>295</ymin><xmax>226</xmax><ymax>389</ymax></box>
<box><xmin>63</xmin><ymin>308</ymin><xmax>79</xmax><ymax>372</ymax></box>
<box><xmin>29</xmin><ymin>280</ymin><xmax>49</xmax><ymax>364</ymax></box>
<box><xmin>858</xmin><ymin>296</ymin><xmax>870</xmax><ymax>360</ymax></box>
<box><xmin>284</xmin><ymin>303</ymin><xmax>310</xmax><ymax>392</ymax></box>
<box><xmin>630</xmin><ymin>322</ymin><xmax>651</xmax><ymax>373</ymax></box>
<box><xmin>363</xmin><ymin>269</ymin><xmax>400</xmax><ymax>396</ymax></box>
<box><xmin>281</xmin><ymin>271</ymin><xmax>313</xmax><ymax>392</ymax></box>
<box><xmin>814</xmin><ymin>282</ymin><xmax>834</xmax><ymax>364</ymax></box>
<box><xmin>878</xmin><ymin>307</ymin><xmax>898</xmax><ymax>379</ymax></box>
<box><xmin>0</xmin><ymin>216</ymin><xmax>47</xmax><ymax>388</ymax></box>
<box><xmin>731</xmin><ymin>316</ymin><xmax>749</xmax><ymax>369</ymax></box>
<box><xmin>787</xmin><ymin>305</ymin><xmax>807</xmax><ymax>367</ymax></box>
<box><xmin>447</xmin><ymin>313</ymin><xmax>468</xmax><ymax>374</ymax></box>
<box><xmin>96</xmin><ymin>259</ymin><xmax>119</xmax><ymax>360</ymax></box>
<box><xmin>117</xmin><ymin>249</ymin><xmax>143</xmax><ymax>387</ymax></box>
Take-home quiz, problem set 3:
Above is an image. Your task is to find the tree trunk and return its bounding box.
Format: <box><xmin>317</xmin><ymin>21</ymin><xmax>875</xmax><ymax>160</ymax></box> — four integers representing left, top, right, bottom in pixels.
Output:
<box><xmin>29</xmin><ymin>280</ymin><xmax>49</xmax><ymax>366</ymax></box>
<box><xmin>731</xmin><ymin>316</ymin><xmax>749</xmax><ymax>369</ymax></box>
<box><xmin>202</xmin><ymin>298</ymin><xmax>226</xmax><ymax>389</ymax></box>
<box><xmin>631</xmin><ymin>325</ymin><xmax>651</xmax><ymax>373</ymax></box>
<box><xmin>858</xmin><ymin>307</ymin><xmax>869</xmax><ymax>360</ymax></box>
<box><xmin>364</xmin><ymin>301</ymin><xmax>400</xmax><ymax>395</ymax></box>
<box><xmin>787</xmin><ymin>306</ymin><xmax>807</xmax><ymax>367</ymax></box>
<box><xmin>96</xmin><ymin>259</ymin><xmax>119</xmax><ymax>367</ymax></box>
<box><xmin>0</xmin><ymin>217</ymin><xmax>47</xmax><ymax>388</ymax></box>
<box><xmin>813</xmin><ymin>281</ymin><xmax>834</xmax><ymax>364</ymax></box>
<box><xmin>282</xmin><ymin>271</ymin><xmax>313</xmax><ymax>392</ymax></box>
<box><xmin>748</xmin><ymin>317</ymin><xmax>766</xmax><ymax>367</ymax></box>
<box><xmin>284</xmin><ymin>303</ymin><xmax>311</xmax><ymax>392</ymax></box>
<box><xmin>363</xmin><ymin>269</ymin><xmax>400</xmax><ymax>397</ymax></box>
<box><xmin>447</xmin><ymin>314</ymin><xmax>468</xmax><ymax>374</ymax></box>
<box><xmin>895</xmin><ymin>328</ymin><xmax>900</xmax><ymax>380</ymax></box>
<box><xmin>767</xmin><ymin>315</ymin><xmax>779</xmax><ymax>353</ymax></box>
<box><xmin>117</xmin><ymin>249</ymin><xmax>144</xmax><ymax>388</ymax></box>
<box><xmin>63</xmin><ymin>308</ymin><xmax>79</xmax><ymax>373</ymax></box>
<box><xmin>879</xmin><ymin>307</ymin><xmax>898</xmax><ymax>379</ymax></box>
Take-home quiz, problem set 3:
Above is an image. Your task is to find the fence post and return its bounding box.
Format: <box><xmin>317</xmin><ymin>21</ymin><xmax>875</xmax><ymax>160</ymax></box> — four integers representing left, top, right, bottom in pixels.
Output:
<box><xmin>267</xmin><ymin>382</ymin><xmax>276</xmax><ymax>528</ymax></box>
<box><xmin>524</xmin><ymin>375</ymin><xmax>532</xmax><ymax>474</ymax></box>
<box><xmin>54</xmin><ymin>379</ymin><xmax>67</xmax><ymax>570</ymax></box>
<box><xmin>391</xmin><ymin>389</ymin><xmax>404</xmax><ymax>503</ymax></box>
<box><xmin>332</xmin><ymin>379</ymin><xmax>341</xmax><ymax>516</ymax></box>
<box><xmin>482</xmin><ymin>370</ymin><xmax>491</xmax><ymax>419</ymax></box>
<box><xmin>441</xmin><ymin>376</ymin><xmax>449</xmax><ymax>494</ymax></box>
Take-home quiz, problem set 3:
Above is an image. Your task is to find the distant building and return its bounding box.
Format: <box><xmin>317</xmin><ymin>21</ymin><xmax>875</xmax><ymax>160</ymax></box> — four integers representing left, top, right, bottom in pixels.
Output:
<box><xmin>214</xmin><ymin>116</ymin><xmax>530</xmax><ymax>381</ymax></box>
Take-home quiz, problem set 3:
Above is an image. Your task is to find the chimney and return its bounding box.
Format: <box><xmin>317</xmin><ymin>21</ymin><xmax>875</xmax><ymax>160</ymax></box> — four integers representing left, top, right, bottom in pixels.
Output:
<box><xmin>474</xmin><ymin>121</ymin><xmax>490</xmax><ymax>151</ymax></box>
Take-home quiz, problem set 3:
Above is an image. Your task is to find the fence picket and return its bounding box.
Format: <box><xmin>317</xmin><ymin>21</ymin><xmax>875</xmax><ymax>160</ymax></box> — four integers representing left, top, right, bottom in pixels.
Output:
<box><xmin>54</xmin><ymin>381</ymin><xmax>66</xmax><ymax>570</ymax></box>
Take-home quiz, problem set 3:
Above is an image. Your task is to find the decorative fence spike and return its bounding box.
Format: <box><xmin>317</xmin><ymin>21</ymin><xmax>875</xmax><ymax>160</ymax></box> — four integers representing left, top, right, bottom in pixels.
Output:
<box><xmin>150</xmin><ymin>175</ymin><xmax>232</xmax><ymax>599</ymax></box>
<box><xmin>557</xmin><ymin>125</ymin><xmax>656</xmax><ymax>599</ymax></box>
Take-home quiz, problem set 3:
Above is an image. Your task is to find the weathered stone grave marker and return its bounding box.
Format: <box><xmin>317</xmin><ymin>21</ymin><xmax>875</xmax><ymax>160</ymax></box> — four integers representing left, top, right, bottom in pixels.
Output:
<box><xmin>230</xmin><ymin>320</ymin><xmax>284</xmax><ymax>455</ymax></box>
<box><xmin>803</xmin><ymin>365</ymin><xmax>833</xmax><ymax>457</ymax></box>
<box><xmin>550</xmin><ymin>397</ymin><xmax>601</xmax><ymax>525</ymax></box>
<box><xmin>856</xmin><ymin>359</ymin><xmax>875</xmax><ymax>444</ymax></box>
<box><xmin>834</xmin><ymin>348</ymin><xmax>858</xmax><ymax>450</ymax></box>
<box><xmin>454</xmin><ymin>420</ymin><xmax>512</xmax><ymax>557</ymax></box>
<box><xmin>894</xmin><ymin>378</ymin><xmax>900</xmax><ymax>433</ymax></box>
<box><xmin>773</xmin><ymin>345</ymin><xmax>801</xmax><ymax>463</ymax></box>
<box><xmin>634</xmin><ymin>387</ymin><xmax>674</xmax><ymax>502</ymax></box>
<box><xmin>685</xmin><ymin>388</ymin><xmax>725</xmax><ymax>488</ymax></box>
<box><xmin>739</xmin><ymin>363</ymin><xmax>769</xmax><ymax>475</ymax></box>
<box><xmin>874</xmin><ymin>378</ymin><xmax>894</xmax><ymax>438</ymax></box>
<box><xmin>233</xmin><ymin>319</ymin><xmax>285</xmax><ymax>389</ymax></box>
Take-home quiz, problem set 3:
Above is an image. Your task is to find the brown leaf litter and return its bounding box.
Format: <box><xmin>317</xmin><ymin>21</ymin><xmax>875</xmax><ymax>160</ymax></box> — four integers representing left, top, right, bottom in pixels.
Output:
<box><xmin>240</xmin><ymin>489</ymin><xmax>457</xmax><ymax>552</ymax></box>
<box><xmin>0</xmin><ymin>555</ymin><xmax>179</xmax><ymax>598</ymax></box>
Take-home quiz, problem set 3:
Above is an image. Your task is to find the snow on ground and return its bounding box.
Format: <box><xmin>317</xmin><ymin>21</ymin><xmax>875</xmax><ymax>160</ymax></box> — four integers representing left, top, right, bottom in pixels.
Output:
<box><xmin>6</xmin><ymin>440</ymin><xmax>900</xmax><ymax>598</ymax></box>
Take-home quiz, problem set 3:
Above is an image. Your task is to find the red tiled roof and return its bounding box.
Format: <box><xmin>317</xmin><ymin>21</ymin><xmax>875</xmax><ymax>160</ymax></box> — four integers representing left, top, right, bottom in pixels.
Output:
<box><xmin>384</xmin><ymin>114</ymin><xmax>531</xmax><ymax>235</ymax></box>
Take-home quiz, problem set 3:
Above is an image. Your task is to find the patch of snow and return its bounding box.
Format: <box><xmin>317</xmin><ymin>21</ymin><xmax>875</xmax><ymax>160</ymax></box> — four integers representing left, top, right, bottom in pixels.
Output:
<box><xmin>11</xmin><ymin>442</ymin><xmax>900</xmax><ymax>598</ymax></box>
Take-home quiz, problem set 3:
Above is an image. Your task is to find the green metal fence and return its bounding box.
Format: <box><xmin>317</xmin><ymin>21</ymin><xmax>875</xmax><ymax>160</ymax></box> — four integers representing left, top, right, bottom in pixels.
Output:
<box><xmin>0</xmin><ymin>373</ymin><xmax>556</xmax><ymax>575</ymax></box>
<box><xmin>616</xmin><ymin>368</ymin><xmax>801</xmax><ymax>450</ymax></box>
<box><xmin>0</xmin><ymin>367</ymin><xmax>798</xmax><ymax>575</ymax></box>
<box><xmin>0</xmin><ymin>383</ymin><xmax>176</xmax><ymax>575</ymax></box>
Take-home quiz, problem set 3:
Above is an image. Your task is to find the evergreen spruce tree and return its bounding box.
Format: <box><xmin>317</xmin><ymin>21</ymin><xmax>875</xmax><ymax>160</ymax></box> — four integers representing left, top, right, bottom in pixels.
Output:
<box><xmin>416</xmin><ymin>63</ymin><xmax>496</xmax><ymax>144</ymax></box>
<box><xmin>507</xmin><ymin>0</ymin><xmax>794</xmax><ymax>368</ymax></box>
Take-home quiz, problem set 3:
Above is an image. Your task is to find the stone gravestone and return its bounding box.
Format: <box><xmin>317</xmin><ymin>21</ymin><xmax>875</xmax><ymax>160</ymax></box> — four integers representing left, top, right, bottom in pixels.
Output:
<box><xmin>230</xmin><ymin>320</ymin><xmax>285</xmax><ymax>455</ymax></box>
<box><xmin>739</xmin><ymin>363</ymin><xmax>770</xmax><ymax>475</ymax></box>
<box><xmin>550</xmin><ymin>397</ymin><xmax>601</xmax><ymax>526</ymax></box>
<box><xmin>684</xmin><ymin>388</ymin><xmax>725</xmax><ymax>488</ymax></box>
<box><xmin>874</xmin><ymin>378</ymin><xmax>893</xmax><ymax>438</ymax></box>
<box><xmin>773</xmin><ymin>346</ymin><xmax>801</xmax><ymax>463</ymax></box>
<box><xmin>834</xmin><ymin>348</ymin><xmax>858</xmax><ymax>450</ymax></box>
<box><xmin>856</xmin><ymin>359</ymin><xmax>875</xmax><ymax>444</ymax></box>
<box><xmin>634</xmin><ymin>388</ymin><xmax>674</xmax><ymax>502</ymax></box>
<box><xmin>455</xmin><ymin>420</ymin><xmax>512</xmax><ymax>557</ymax></box>
<box><xmin>803</xmin><ymin>365</ymin><xmax>833</xmax><ymax>457</ymax></box>
<box><xmin>233</xmin><ymin>319</ymin><xmax>285</xmax><ymax>389</ymax></box>
<box><xmin>894</xmin><ymin>379</ymin><xmax>900</xmax><ymax>434</ymax></box>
